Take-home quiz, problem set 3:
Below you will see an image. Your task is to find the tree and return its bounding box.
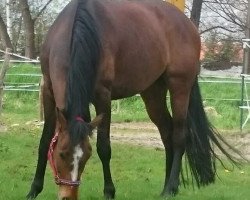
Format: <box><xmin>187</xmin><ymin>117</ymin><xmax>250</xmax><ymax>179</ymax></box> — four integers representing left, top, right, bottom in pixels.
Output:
<box><xmin>19</xmin><ymin>0</ymin><xmax>35</xmax><ymax>58</ymax></box>
<box><xmin>190</xmin><ymin>0</ymin><xmax>204</xmax><ymax>28</ymax></box>
<box><xmin>18</xmin><ymin>0</ymin><xmax>53</xmax><ymax>58</ymax></box>
<box><xmin>0</xmin><ymin>0</ymin><xmax>70</xmax><ymax>56</ymax></box>
<box><xmin>201</xmin><ymin>0</ymin><xmax>246</xmax><ymax>38</ymax></box>
<box><xmin>0</xmin><ymin>13</ymin><xmax>13</xmax><ymax>49</ymax></box>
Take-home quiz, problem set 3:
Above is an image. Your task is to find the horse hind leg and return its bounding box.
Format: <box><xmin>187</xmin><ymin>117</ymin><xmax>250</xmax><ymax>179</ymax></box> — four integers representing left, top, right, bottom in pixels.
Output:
<box><xmin>26</xmin><ymin>81</ymin><xmax>56</xmax><ymax>199</ymax></box>
<box><xmin>162</xmin><ymin>76</ymin><xmax>193</xmax><ymax>196</ymax></box>
<box><xmin>140</xmin><ymin>79</ymin><xmax>174</xmax><ymax>196</ymax></box>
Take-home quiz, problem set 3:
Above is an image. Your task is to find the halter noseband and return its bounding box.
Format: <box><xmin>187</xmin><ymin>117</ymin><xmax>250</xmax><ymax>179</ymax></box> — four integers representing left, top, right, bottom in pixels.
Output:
<box><xmin>48</xmin><ymin>131</ymin><xmax>81</xmax><ymax>187</ymax></box>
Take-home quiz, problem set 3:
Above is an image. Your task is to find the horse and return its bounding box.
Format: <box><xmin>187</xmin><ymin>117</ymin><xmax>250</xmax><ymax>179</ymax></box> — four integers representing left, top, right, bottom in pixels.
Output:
<box><xmin>26</xmin><ymin>0</ymin><xmax>237</xmax><ymax>199</ymax></box>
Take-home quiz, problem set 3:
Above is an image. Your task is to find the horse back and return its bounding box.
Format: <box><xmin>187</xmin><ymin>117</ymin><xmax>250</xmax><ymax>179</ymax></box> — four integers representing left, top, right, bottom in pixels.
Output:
<box><xmin>41</xmin><ymin>0</ymin><xmax>201</xmax><ymax>103</ymax></box>
<box><xmin>93</xmin><ymin>0</ymin><xmax>200</xmax><ymax>98</ymax></box>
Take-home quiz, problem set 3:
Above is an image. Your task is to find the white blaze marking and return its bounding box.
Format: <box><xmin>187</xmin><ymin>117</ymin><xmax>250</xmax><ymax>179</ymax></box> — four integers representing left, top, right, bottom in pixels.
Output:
<box><xmin>71</xmin><ymin>145</ymin><xmax>83</xmax><ymax>181</ymax></box>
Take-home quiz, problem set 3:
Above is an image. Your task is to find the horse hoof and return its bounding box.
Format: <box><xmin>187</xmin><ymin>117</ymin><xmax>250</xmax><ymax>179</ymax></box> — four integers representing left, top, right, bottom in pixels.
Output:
<box><xmin>104</xmin><ymin>194</ymin><xmax>115</xmax><ymax>200</ymax></box>
<box><xmin>26</xmin><ymin>191</ymin><xmax>37</xmax><ymax>200</ymax></box>
<box><xmin>104</xmin><ymin>186</ymin><xmax>116</xmax><ymax>199</ymax></box>
<box><xmin>104</xmin><ymin>191</ymin><xmax>115</xmax><ymax>199</ymax></box>
<box><xmin>26</xmin><ymin>182</ymin><xmax>43</xmax><ymax>200</ymax></box>
<box><xmin>160</xmin><ymin>188</ymin><xmax>178</xmax><ymax>198</ymax></box>
<box><xmin>26</xmin><ymin>189</ymin><xmax>40</xmax><ymax>200</ymax></box>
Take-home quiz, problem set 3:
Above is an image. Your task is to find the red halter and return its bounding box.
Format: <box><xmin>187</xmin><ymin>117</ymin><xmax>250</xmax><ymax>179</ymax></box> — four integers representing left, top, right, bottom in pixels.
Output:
<box><xmin>47</xmin><ymin>131</ymin><xmax>81</xmax><ymax>186</ymax></box>
<box><xmin>75</xmin><ymin>116</ymin><xmax>85</xmax><ymax>122</ymax></box>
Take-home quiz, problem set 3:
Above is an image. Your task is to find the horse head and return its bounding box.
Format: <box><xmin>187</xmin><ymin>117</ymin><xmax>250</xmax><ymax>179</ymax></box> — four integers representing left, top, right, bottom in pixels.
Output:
<box><xmin>48</xmin><ymin>109</ymin><xmax>102</xmax><ymax>200</ymax></box>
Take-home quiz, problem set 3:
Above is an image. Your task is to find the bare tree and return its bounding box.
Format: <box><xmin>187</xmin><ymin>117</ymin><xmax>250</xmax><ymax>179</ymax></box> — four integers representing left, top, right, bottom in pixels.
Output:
<box><xmin>19</xmin><ymin>0</ymin><xmax>35</xmax><ymax>58</ymax></box>
<box><xmin>18</xmin><ymin>0</ymin><xmax>52</xmax><ymax>58</ymax></box>
<box><xmin>190</xmin><ymin>0</ymin><xmax>204</xmax><ymax>28</ymax></box>
<box><xmin>201</xmin><ymin>0</ymin><xmax>246</xmax><ymax>38</ymax></box>
<box><xmin>0</xmin><ymin>14</ymin><xmax>13</xmax><ymax>49</ymax></box>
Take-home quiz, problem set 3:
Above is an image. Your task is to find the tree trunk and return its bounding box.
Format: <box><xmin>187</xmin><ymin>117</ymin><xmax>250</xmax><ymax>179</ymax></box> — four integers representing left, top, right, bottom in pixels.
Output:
<box><xmin>0</xmin><ymin>14</ymin><xmax>13</xmax><ymax>50</ymax></box>
<box><xmin>19</xmin><ymin>0</ymin><xmax>35</xmax><ymax>58</ymax></box>
<box><xmin>0</xmin><ymin>48</ymin><xmax>11</xmax><ymax>115</ymax></box>
<box><xmin>190</xmin><ymin>0</ymin><xmax>203</xmax><ymax>28</ymax></box>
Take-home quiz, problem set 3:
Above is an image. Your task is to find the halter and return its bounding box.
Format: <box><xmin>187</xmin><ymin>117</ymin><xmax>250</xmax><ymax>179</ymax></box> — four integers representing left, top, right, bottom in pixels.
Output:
<box><xmin>48</xmin><ymin>131</ymin><xmax>81</xmax><ymax>187</ymax></box>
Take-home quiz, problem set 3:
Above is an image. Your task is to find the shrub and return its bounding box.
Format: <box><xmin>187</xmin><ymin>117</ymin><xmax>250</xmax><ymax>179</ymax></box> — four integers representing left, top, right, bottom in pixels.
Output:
<box><xmin>202</xmin><ymin>32</ymin><xmax>237</xmax><ymax>70</ymax></box>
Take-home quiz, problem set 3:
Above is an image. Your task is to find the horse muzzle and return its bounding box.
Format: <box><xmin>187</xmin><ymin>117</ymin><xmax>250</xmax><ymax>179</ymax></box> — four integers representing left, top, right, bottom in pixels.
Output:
<box><xmin>58</xmin><ymin>185</ymin><xmax>79</xmax><ymax>200</ymax></box>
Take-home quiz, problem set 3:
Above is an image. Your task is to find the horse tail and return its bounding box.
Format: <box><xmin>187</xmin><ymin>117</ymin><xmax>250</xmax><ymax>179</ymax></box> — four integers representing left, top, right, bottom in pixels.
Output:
<box><xmin>185</xmin><ymin>77</ymin><xmax>240</xmax><ymax>187</ymax></box>
<box><xmin>66</xmin><ymin>0</ymin><xmax>101</xmax><ymax>143</ymax></box>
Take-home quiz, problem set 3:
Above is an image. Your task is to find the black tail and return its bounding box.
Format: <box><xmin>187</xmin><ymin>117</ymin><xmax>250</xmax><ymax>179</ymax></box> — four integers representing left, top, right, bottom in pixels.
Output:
<box><xmin>186</xmin><ymin>78</ymin><xmax>240</xmax><ymax>187</ymax></box>
<box><xmin>66</xmin><ymin>0</ymin><xmax>101</xmax><ymax>144</ymax></box>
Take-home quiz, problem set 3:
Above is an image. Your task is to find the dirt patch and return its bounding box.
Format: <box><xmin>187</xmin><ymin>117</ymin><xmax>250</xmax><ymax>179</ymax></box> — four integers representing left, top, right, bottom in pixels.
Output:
<box><xmin>110</xmin><ymin>122</ymin><xmax>162</xmax><ymax>149</ymax></box>
<box><xmin>106</xmin><ymin>122</ymin><xmax>250</xmax><ymax>160</ymax></box>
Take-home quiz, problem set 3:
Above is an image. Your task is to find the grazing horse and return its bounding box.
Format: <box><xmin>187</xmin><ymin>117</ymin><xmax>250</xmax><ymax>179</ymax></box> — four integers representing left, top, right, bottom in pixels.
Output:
<box><xmin>26</xmin><ymin>0</ymin><xmax>236</xmax><ymax>199</ymax></box>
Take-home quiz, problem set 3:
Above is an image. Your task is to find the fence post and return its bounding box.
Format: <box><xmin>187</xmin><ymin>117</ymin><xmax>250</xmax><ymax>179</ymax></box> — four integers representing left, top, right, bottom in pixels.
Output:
<box><xmin>240</xmin><ymin>75</ymin><xmax>245</xmax><ymax>131</ymax></box>
<box><xmin>0</xmin><ymin>48</ymin><xmax>11</xmax><ymax>115</ymax></box>
<box><xmin>39</xmin><ymin>76</ymin><xmax>44</xmax><ymax>121</ymax></box>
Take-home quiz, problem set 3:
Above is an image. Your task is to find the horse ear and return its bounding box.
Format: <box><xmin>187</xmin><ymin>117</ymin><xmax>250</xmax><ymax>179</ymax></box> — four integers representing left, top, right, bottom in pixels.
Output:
<box><xmin>56</xmin><ymin>107</ymin><xmax>67</xmax><ymax>129</ymax></box>
<box><xmin>89</xmin><ymin>114</ymin><xmax>103</xmax><ymax>131</ymax></box>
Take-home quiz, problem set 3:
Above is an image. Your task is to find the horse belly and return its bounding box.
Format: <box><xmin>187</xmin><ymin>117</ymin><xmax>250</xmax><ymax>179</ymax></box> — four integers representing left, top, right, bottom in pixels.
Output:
<box><xmin>111</xmin><ymin>63</ymin><xmax>165</xmax><ymax>100</ymax></box>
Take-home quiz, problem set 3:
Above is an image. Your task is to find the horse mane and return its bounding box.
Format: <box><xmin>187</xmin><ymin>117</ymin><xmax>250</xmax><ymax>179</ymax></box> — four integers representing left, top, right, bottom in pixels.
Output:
<box><xmin>65</xmin><ymin>0</ymin><xmax>101</xmax><ymax>144</ymax></box>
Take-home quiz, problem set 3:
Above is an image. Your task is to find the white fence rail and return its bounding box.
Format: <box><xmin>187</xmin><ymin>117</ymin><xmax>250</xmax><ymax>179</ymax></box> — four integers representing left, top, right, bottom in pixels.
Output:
<box><xmin>0</xmin><ymin>49</ymin><xmax>39</xmax><ymax>63</ymax></box>
<box><xmin>0</xmin><ymin>49</ymin><xmax>41</xmax><ymax>92</ymax></box>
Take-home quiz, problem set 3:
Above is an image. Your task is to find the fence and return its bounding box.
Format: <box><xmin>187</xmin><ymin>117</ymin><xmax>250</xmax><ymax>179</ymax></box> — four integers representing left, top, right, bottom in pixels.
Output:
<box><xmin>0</xmin><ymin>49</ymin><xmax>41</xmax><ymax>92</ymax></box>
<box><xmin>0</xmin><ymin>49</ymin><xmax>43</xmax><ymax>119</ymax></box>
<box><xmin>1</xmin><ymin>49</ymin><xmax>250</xmax><ymax>129</ymax></box>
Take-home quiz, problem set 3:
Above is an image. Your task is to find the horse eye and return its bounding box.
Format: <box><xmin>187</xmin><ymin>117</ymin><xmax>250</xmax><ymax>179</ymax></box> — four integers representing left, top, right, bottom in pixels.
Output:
<box><xmin>59</xmin><ymin>152</ymin><xmax>65</xmax><ymax>160</ymax></box>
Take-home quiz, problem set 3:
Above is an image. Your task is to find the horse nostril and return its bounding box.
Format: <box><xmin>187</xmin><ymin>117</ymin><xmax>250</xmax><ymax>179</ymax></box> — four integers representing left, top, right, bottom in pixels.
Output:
<box><xmin>62</xmin><ymin>198</ymin><xmax>70</xmax><ymax>200</ymax></box>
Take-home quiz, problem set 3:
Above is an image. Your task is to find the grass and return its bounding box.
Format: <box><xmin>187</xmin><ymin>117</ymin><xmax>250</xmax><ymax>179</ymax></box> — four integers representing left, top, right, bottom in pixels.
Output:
<box><xmin>199</xmin><ymin>79</ymin><xmax>243</xmax><ymax>130</ymax></box>
<box><xmin>0</xmin><ymin>128</ymin><xmax>250</xmax><ymax>200</ymax></box>
<box><xmin>5</xmin><ymin>63</ymin><xmax>41</xmax><ymax>82</ymax></box>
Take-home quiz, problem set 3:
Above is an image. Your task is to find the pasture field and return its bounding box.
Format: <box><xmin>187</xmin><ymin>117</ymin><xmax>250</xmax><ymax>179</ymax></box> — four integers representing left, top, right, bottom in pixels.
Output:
<box><xmin>0</xmin><ymin>63</ymin><xmax>250</xmax><ymax>199</ymax></box>
<box><xmin>0</xmin><ymin>125</ymin><xmax>250</xmax><ymax>200</ymax></box>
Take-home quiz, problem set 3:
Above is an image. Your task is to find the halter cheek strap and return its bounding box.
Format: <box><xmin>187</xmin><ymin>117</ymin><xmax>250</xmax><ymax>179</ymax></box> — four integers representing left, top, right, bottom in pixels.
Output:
<box><xmin>47</xmin><ymin>131</ymin><xmax>81</xmax><ymax>186</ymax></box>
<box><xmin>48</xmin><ymin>132</ymin><xmax>59</xmax><ymax>177</ymax></box>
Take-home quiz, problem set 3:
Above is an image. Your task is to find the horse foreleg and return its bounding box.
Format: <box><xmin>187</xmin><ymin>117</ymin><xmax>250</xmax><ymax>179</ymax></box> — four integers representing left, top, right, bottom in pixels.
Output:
<box><xmin>94</xmin><ymin>88</ymin><xmax>115</xmax><ymax>199</ymax></box>
<box><xmin>27</xmin><ymin>87</ymin><xmax>56</xmax><ymax>200</ymax></box>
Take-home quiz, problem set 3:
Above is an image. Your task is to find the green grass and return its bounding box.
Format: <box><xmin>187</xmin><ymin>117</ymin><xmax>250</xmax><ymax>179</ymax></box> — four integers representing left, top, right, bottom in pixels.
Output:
<box><xmin>5</xmin><ymin>63</ymin><xmax>41</xmax><ymax>82</ymax></box>
<box><xmin>0</xmin><ymin>129</ymin><xmax>250</xmax><ymax>200</ymax></box>
<box><xmin>199</xmin><ymin>80</ymin><xmax>243</xmax><ymax>130</ymax></box>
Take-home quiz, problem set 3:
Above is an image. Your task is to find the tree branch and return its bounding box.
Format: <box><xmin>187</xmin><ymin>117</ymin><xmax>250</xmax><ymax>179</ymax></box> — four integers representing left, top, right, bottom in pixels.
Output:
<box><xmin>33</xmin><ymin>0</ymin><xmax>53</xmax><ymax>22</ymax></box>
<box><xmin>0</xmin><ymin>14</ymin><xmax>13</xmax><ymax>49</ymax></box>
<box><xmin>200</xmin><ymin>25</ymin><xmax>238</xmax><ymax>35</ymax></box>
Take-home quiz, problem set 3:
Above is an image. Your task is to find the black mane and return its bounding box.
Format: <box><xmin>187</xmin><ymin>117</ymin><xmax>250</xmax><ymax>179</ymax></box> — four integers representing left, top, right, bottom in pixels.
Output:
<box><xmin>66</xmin><ymin>0</ymin><xmax>101</xmax><ymax>144</ymax></box>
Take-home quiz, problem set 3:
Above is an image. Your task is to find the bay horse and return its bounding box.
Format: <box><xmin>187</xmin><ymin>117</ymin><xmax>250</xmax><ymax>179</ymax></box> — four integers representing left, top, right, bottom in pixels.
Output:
<box><xmin>27</xmin><ymin>0</ymin><xmax>237</xmax><ymax>199</ymax></box>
